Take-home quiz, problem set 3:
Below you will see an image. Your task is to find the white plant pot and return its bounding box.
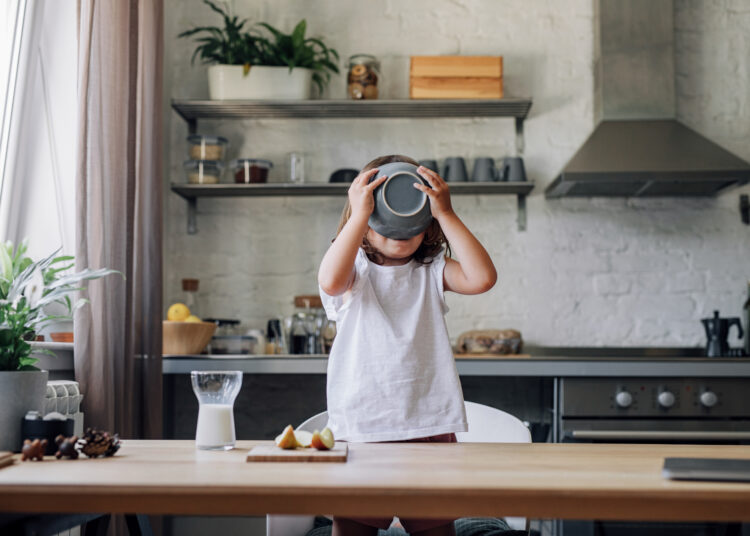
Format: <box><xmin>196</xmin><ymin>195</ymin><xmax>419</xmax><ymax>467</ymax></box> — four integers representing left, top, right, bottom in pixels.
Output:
<box><xmin>0</xmin><ymin>370</ymin><xmax>48</xmax><ymax>452</ymax></box>
<box><xmin>207</xmin><ymin>65</ymin><xmax>313</xmax><ymax>100</ymax></box>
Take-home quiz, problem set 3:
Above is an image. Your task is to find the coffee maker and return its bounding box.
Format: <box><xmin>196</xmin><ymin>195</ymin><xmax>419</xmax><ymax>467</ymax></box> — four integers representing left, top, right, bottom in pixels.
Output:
<box><xmin>701</xmin><ymin>310</ymin><xmax>744</xmax><ymax>357</ymax></box>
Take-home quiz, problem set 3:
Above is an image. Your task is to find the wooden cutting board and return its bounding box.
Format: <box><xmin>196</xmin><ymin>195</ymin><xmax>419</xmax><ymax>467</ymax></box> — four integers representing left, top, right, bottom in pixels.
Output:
<box><xmin>0</xmin><ymin>452</ymin><xmax>14</xmax><ymax>469</ymax></box>
<box><xmin>247</xmin><ymin>442</ymin><xmax>348</xmax><ymax>463</ymax></box>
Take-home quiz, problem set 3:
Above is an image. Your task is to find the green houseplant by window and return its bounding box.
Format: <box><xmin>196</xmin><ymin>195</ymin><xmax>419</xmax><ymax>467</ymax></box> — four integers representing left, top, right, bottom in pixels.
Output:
<box><xmin>0</xmin><ymin>240</ymin><xmax>119</xmax><ymax>451</ymax></box>
<box><xmin>179</xmin><ymin>0</ymin><xmax>339</xmax><ymax>99</ymax></box>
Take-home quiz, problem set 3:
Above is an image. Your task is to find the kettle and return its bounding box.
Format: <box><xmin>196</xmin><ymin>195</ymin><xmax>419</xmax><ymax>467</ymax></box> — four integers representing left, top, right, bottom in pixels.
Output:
<box><xmin>701</xmin><ymin>310</ymin><xmax>744</xmax><ymax>357</ymax></box>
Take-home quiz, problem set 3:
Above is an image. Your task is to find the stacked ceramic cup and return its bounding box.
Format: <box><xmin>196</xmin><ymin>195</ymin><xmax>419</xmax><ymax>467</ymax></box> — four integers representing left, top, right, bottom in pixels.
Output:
<box><xmin>184</xmin><ymin>135</ymin><xmax>229</xmax><ymax>184</ymax></box>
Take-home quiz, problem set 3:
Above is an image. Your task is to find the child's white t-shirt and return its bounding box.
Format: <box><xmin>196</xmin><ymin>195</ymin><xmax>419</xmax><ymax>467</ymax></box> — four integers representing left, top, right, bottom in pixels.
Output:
<box><xmin>319</xmin><ymin>248</ymin><xmax>467</xmax><ymax>442</ymax></box>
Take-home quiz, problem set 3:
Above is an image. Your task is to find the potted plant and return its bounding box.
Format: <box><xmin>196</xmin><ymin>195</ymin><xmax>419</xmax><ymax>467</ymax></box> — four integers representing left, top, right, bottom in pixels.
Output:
<box><xmin>0</xmin><ymin>240</ymin><xmax>118</xmax><ymax>451</ymax></box>
<box><xmin>179</xmin><ymin>0</ymin><xmax>339</xmax><ymax>100</ymax></box>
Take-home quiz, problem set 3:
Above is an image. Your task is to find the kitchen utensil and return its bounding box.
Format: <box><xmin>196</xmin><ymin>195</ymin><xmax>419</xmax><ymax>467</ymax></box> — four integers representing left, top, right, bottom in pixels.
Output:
<box><xmin>232</xmin><ymin>158</ymin><xmax>272</xmax><ymax>183</ymax></box>
<box><xmin>701</xmin><ymin>310</ymin><xmax>744</xmax><ymax>357</ymax></box>
<box><xmin>186</xmin><ymin>135</ymin><xmax>228</xmax><ymax>161</ymax></box>
<box><xmin>288</xmin><ymin>152</ymin><xmax>305</xmax><ymax>183</ymax></box>
<box><xmin>266</xmin><ymin>318</ymin><xmax>287</xmax><ymax>354</ymax></box>
<box><xmin>246</xmin><ymin>442</ymin><xmax>348</xmax><ymax>462</ymax></box>
<box><xmin>184</xmin><ymin>160</ymin><xmax>223</xmax><ymax>184</ymax></box>
<box><xmin>209</xmin><ymin>335</ymin><xmax>256</xmax><ymax>355</ymax></box>
<box><xmin>191</xmin><ymin>370</ymin><xmax>242</xmax><ymax>450</ymax></box>
<box><xmin>162</xmin><ymin>321</ymin><xmax>216</xmax><ymax>354</ymax></box>
<box><xmin>368</xmin><ymin>162</ymin><xmax>432</xmax><ymax>239</ymax></box>
<box><xmin>329</xmin><ymin>168</ymin><xmax>358</xmax><ymax>183</ymax></box>
<box><xmin>442</xmin><ymin>157</ymin><xmax>468</xmax><ymax>182</ymax></box>
<box><xmin>418</xmin><ymin>159</ymin><xmax>439</xmax><ymax>172</ymax></box>
<box><xmin>471</xmin><ymin>157</ymin><xmax>499</xmax><ymax>182</ymax></box>
<box><xmin>501</xmin><ymin>156</ymin><xmax>527</xmax><ymax>182</ymax></box>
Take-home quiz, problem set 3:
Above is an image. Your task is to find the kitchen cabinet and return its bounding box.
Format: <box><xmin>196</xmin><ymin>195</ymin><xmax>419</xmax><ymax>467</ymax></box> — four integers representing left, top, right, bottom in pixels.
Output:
<box><xmin>170</xmin><ymin>98</ymin><xmax>534</xmax><ymax>233</ymax></box>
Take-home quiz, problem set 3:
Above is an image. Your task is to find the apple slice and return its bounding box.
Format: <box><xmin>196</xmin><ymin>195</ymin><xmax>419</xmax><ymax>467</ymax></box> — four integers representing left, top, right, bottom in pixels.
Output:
<box><xmin>275</xmin><ymin>424</ymin><xmax>298</xmax><ymax>449</ymax></box>
<box><xmin>311</xmin><ymin>427</ymin><xmax>335</xmax><ymax>450</ymax></box>
<box><xmin>294</xmin><ymin>430</ymin><xmax>313</xmax><ymax>448</ymax></box>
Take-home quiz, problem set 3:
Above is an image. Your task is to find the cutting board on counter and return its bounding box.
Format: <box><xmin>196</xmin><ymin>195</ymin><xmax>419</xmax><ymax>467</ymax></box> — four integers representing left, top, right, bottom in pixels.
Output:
<box><xmin>0</xmin><ymin>452</ymin><xmax>14</xmax><ymax>469</ymax></box>
<box><xmin>247</xmin><ymin>443</ymin><xmax>348</xmax><ymax>463</ymax></box>
<box><xmin>455</xmin><ymin>354</ymin><xmax>531</xmax><ymax>359</ymax></box>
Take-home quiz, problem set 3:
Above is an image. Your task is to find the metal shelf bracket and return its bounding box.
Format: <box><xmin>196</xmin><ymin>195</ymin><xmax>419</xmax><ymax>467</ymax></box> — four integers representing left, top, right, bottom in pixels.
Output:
<box><xmin>517</xmin><ymin>195</ymin><xmax>527</xmax><ymax>232</ymax></box>
<box><xmin>187</xmin><ymin>198</ymin><xmax>197</xmax><ymax>234</ymax></box>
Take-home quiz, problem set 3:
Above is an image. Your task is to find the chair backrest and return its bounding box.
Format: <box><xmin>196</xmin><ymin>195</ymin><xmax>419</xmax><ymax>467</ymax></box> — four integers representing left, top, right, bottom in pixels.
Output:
<box><xmin>297</xmin><ymin>401</ymin><xmax>531</xmax><ymax>443</ymax></box>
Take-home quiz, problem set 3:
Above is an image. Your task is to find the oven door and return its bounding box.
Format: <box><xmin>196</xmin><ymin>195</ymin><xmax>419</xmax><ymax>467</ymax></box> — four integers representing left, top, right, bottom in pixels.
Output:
<box><xmin>559</xmin><ymin>419</ymin><xmax>749</xmax><ymax>536</ymax></box>
<box><xmin>560</xmin><ymin>418</ymin><xmax>750</xmax><ymax>444</ymax></box>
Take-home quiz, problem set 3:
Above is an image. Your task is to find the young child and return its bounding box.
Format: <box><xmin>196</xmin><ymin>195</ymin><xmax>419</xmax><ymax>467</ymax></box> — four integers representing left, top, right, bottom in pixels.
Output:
<box><xmin>318</xmin><ymin>155</ymin><xmax>497</xmax><ymax>536</ymax></box>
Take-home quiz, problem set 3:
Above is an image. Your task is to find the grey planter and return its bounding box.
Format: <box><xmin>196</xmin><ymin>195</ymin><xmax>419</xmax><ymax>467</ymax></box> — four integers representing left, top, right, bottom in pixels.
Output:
<box><xmin>0</xmin><ymin>370</ymin><xmax>48</xmax><ymax>452</ymax></box>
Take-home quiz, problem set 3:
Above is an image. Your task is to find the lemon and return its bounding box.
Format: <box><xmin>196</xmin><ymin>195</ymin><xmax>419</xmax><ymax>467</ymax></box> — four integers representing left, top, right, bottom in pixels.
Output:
<box><xmin>167</xmin><ymin>303</ymin><xmax>191</xmax><ymax>321</ymax></box>
<box><xmin>185</xmin><ymin>314</ymin><xmax>202</xmax><ymax>323</ymax></box>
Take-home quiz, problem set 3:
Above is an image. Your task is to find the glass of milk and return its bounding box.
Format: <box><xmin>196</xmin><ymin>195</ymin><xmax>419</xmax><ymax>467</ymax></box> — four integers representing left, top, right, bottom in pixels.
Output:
<box><xmin>190</xmin><ymin>370</ymin><xmax>243</xmax><ymax>450</ymax></box>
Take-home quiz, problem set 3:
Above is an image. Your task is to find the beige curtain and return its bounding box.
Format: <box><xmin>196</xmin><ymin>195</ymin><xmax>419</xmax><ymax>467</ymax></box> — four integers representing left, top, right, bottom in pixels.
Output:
<box><xmin>75</xmin><ymin>0</ymin><xmax>163</xmax><ymax>439</ymax></box>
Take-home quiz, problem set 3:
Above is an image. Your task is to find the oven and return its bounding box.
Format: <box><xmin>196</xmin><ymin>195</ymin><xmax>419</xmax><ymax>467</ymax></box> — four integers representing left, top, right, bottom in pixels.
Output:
<box><xmin>556</xmin><ymin>377</ymin><xmax>750</xmax><ymax>536</ymax></box>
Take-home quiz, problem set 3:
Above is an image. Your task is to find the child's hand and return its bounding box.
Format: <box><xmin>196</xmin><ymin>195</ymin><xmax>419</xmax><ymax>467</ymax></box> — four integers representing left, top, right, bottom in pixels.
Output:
<box><xmin>348</xmin><ymin>168</ymin><xmax>387</xmax><ymax>219</ymax></box>
<box><xmin>414</xmin><ymin>166</ymin><xmax>454</xmax><ymax>219</ymax></box>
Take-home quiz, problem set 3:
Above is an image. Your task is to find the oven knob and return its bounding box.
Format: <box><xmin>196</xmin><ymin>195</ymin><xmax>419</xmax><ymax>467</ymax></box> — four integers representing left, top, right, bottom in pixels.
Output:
<box><xmin>658</xmin><ymin>391</ymin><xmax>675</xmax><ymax>408</ymax></box>
<box><xmin>615</xmin><ymin>391</ymin><xmax>633</xmax><ymax>408</ymax></box>
<box><xmin>700</xmin><ymin>391</ymin><xmax>718</xmax><ymax>408</ymax></box>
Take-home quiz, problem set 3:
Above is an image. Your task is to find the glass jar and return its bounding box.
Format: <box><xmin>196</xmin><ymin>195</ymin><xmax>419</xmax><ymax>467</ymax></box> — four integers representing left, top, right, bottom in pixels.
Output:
<box><xmin>181</xmin><ymin>278</ymin><xmax>200</xmax><ymax>318</ymax></box>
<box><xmin>184</xmin><ymin>160</ymin><xmax>223</xmax><ymax>184</ymax></box>
<box><xmin>187</xmin><ymin>135</ymin><xmax>228</xmax><ymax>161</ymax></box>
<box><xmin>231</xmin><ymin>158</ymin><xmax>273</xmax><ymax>184</ymax></box>
<box><xmin>347</xmin><ymin>54</ymin><xmax>380</xmax><ymax>100</ymax></box>
<box><xmin>290</xmin><ymin>313</ymin><xmax>309</xmax><ymax>354</ymax></box>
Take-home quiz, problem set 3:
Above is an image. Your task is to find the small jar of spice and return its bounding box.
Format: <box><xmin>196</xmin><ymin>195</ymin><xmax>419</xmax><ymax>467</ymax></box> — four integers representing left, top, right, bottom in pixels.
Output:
<box><xmin>347</xmin><ymin>54</ymin><xmax>380</xmax><ymax>100</ymax></box>
<box><xmin>231</xmin><ymin>158</ymin><xmax>273</xmax><ymax>184</ymax></box>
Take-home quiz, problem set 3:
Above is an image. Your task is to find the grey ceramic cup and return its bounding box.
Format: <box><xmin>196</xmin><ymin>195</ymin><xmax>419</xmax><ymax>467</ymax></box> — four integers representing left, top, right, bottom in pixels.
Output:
<box><xmin>501</xmin><ymin>156</ymin><xmax>527</xmax><ymax>182</ymax></box>
<box><xmin>368</xmin><ymin>162</ymin><xmax>433</xmax><ymax>239</ymax></box>
<box><xmin>471</xmin><ymin>157</ymin><xmax>499</xmax><ymax>182</ymax></box>
<box><xmin>418</xmin><ymin>159</ymin><xmax>439</xmax><ymax>172</ymax></box>
<box><xmin>442</xmin><ymin>157</ymin><xmax>468</xmax><ymax>182</ymax></box>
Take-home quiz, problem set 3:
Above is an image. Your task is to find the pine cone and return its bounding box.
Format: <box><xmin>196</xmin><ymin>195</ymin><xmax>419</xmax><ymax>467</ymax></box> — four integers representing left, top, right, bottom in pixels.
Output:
<box><xmin>77</xmin><ymin>428</ymin><xmax>121</xmax><ymax>458</ymax></box>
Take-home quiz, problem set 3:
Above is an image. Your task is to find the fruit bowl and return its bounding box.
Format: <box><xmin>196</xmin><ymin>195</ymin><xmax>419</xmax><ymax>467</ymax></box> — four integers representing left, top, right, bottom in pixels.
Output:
<box><xmin>162</xmin><ymin>321</ymin><xmax>216</xmax><ymax>355</ymax></box>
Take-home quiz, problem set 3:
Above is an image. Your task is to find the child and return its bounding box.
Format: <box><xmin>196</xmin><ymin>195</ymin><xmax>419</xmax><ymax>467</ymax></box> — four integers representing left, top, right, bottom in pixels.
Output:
<box><xmin>318</xmin><ymin>155</ymin><xmax>497</xmax><ymax>536</ymax></box>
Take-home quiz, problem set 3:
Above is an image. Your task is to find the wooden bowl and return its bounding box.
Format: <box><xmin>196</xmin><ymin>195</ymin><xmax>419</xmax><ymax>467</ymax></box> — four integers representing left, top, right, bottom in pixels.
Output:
<box><xmin>162</xmin><ymin>321</ymin><xmax>216</xmax><ymax>355</ymax></box>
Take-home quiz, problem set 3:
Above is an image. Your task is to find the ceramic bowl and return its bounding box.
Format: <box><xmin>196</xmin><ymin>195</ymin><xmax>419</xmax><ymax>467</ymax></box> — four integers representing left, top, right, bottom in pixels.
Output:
<box><xmin>368</xmin><ymin>162</ymin><xmax>432</xmax><ymax>239</ymax></box>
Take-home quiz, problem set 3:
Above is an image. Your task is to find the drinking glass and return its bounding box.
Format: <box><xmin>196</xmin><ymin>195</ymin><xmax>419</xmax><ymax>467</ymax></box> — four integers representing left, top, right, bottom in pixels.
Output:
<box><xmin>191</xmin><ymin>371</ymin><xmax>242</xmax><ymax>450</ymax></box>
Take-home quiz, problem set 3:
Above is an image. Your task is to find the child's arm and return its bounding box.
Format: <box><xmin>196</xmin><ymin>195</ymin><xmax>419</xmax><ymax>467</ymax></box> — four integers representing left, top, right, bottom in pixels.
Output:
<box><xmin>414</xmin><ymin>166</ymin><xmax>497</xmax><ymax>295</ymax></box>
<box><xmin>318</xmin><ymin>168</ymin><xmax>387</xmax><ymax>296</ymax></box>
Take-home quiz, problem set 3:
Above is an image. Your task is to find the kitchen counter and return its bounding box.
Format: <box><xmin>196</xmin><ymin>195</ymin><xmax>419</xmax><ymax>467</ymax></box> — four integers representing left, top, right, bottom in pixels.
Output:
<box><xmin>163</xmin><ymin>347</ymin><xmax>750</xmax><ymax>377</ymax></box>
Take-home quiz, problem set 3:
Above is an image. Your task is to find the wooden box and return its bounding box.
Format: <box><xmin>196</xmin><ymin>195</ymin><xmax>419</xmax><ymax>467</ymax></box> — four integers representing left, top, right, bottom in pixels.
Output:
<box><xmin>410</xmin><ymin>56</ymin><xmax>503</xmax><ymax>100</ymax></box>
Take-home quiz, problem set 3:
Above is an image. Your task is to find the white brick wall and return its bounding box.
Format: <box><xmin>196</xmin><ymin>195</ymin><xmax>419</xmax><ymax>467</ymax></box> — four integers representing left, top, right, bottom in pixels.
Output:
<box><xmin>163</xmin><ymin>0</ymin><xmax>750</xmax><ymax>347</ymax></box>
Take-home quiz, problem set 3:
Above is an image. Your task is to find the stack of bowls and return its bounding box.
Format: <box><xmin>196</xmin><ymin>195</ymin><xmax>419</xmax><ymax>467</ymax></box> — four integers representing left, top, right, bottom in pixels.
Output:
<box><xmin>184</xmin><ymin>135</ymin><xmax>228</xmax><ymax>184</ymax></box>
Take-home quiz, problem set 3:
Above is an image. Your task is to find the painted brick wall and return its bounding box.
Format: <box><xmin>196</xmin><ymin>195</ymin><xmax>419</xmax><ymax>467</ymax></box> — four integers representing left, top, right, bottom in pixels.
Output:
<box><xmin>163</xmin><ymin>0</ymin><xmax>750</xmax><ymax>347</ymax></box>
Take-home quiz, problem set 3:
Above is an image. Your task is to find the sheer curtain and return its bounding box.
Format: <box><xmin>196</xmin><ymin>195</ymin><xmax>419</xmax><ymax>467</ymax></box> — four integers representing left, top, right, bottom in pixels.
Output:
<box><xmin>75</xmin><ymin>0</ymin><xmax>163</xmax><ymax>439</ymax></box>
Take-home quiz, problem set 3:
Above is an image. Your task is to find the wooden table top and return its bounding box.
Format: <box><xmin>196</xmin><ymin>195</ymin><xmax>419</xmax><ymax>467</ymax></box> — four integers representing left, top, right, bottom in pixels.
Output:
<box><xmin>1</xmin><ymin>441</ymin><xmax>750</xmax><ymax>521</ymax></box>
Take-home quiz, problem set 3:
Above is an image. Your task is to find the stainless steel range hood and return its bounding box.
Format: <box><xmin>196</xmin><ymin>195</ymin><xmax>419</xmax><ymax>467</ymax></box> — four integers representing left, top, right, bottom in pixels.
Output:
<box><xmin>546</xmin><ymin>120</ymin><xmax>750</xmax><ymax>197</ymax></box>
<box><xmin>546</xmin><ymin>0</ymin><xmax>750</xmax><ymax>198</ymax></box>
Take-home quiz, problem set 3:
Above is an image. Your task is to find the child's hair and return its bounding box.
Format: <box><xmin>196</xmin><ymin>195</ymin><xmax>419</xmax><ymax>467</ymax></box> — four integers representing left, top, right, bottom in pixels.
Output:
<box><xmin>335</xmin><ymin>154</ymin><xmax>449</xmax><ymax>265</ymax></box>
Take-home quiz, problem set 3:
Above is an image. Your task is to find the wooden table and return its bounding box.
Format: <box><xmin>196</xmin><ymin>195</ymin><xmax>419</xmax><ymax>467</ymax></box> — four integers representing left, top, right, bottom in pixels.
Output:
<box><xmin>1</xmin><ymin>441</ymin><xmax>750</xmax><ymax>522</ymax></box>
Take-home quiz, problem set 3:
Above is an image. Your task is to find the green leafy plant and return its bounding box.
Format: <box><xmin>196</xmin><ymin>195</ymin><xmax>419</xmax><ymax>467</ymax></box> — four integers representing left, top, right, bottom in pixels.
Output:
<box><xmin>179</xmin><ymin>1</ymin><xmax>339</xmax><ymax>91</ymax></box>
<box><xmin>254</xmin><ymin>20</ymin><xmax>339</xmax><ymax>93</ymax></box>
<box><xmin>178</xmin><ymin>0</ymin><xmax>263</xmax><ymax>74</ymax></box>
<box><xmin>0</xmin><ymin>240</ymin><xmax>120</xmax><ymax>371</ymax></box>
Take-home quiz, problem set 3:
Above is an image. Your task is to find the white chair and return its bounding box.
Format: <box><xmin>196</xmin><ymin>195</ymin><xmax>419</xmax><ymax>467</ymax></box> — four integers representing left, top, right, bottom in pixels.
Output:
<box><xmin>266</xmin><ymin>402</ymin><xmax>532</xmax><ymax>536</ymax></box>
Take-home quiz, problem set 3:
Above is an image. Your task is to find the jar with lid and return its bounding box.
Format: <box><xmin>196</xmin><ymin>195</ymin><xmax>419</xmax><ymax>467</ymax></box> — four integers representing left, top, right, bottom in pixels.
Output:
<box><xmin>187</xmin><ymin>135</ymin><xmax>228</xmax><ymax>162</ymax></box>
<box><xmin>184</xmin><ymin>160</ymin><xmax>223</xmax><ymax>184</ymax></box>
<box><xmin>347</xmin><ymin>54</ymin><xmax>380</xmax><ymax>100</ymax></box>
<box><xmin>231</xmin><ymin>158</ymin><xmax>273</xmax><ymax>184</ymax></box>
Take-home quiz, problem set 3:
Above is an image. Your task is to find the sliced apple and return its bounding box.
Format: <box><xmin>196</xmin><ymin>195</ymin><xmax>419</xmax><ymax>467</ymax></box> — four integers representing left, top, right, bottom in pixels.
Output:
<box><xmin>311</xmin><ymin>427</ymin><xmax>335</xmax><ymax>450</ymax></box>
<box><xmin>275</xmin><ymin>424</ymin><xmax>298</xmax><ymax>449</ymax></box>
<box><xmin>294</xmin><ymin>430</ymin><xmax>313</xmax><ymax>448</ymax></box>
